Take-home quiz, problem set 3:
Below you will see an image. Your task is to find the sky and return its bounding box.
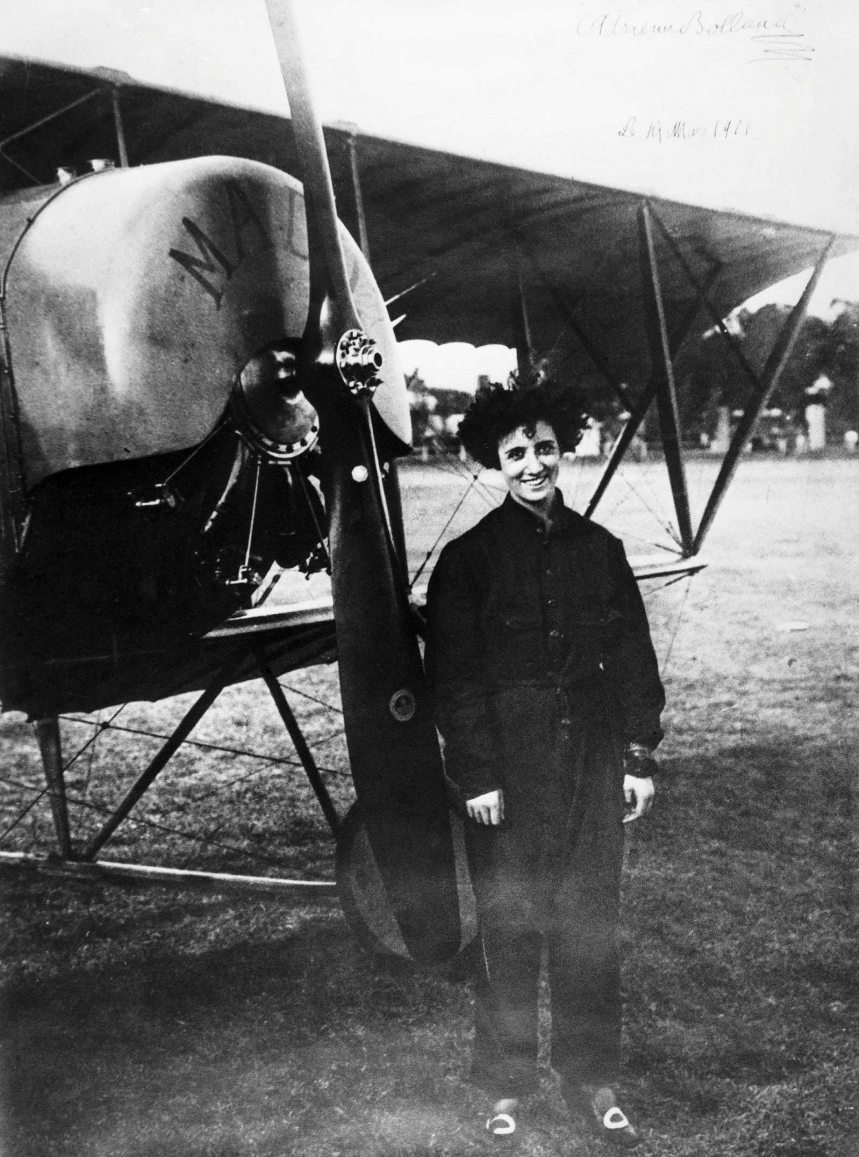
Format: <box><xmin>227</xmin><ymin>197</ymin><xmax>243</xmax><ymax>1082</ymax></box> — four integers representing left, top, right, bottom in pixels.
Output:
<box><xmin>399</xmin><ymin>341</ymin><xmax>517</xmax><ymax>394</ymax></box>
<box><xmin>293</xmin><ymin>0</ymin><xmax>859</xmax><ymax>234</ymax></box>
<box><xmin>3</xmin><ymin>0</ymin><xmax>858</xmax><ymax>388</ymax></box>
<box><xmin>5</xmin><ymin>1</ymin><xmax>858</xmax><ymax>229</ymax></box>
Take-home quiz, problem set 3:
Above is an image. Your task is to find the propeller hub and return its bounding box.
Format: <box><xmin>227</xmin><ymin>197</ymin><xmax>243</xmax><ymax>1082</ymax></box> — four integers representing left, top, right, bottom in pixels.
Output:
<box><xmin>336</xmin><ymin>328</ymin><xmax>384</xmax><ymax>398</ymax></box>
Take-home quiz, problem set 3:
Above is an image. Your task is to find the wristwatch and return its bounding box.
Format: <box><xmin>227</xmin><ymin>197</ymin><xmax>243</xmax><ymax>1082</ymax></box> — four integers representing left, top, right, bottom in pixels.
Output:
<box><xmin>624</xmin><ymin>742</ymin><xmax>658</xmax><ymax>778</ymax></box>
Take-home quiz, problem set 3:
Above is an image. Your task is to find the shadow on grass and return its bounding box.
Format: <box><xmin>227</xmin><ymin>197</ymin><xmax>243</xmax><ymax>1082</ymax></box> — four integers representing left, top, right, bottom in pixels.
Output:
<box><xmin>618</xmin><ymin>741</ymin><xmax>857</xmax><ymax>1154</ymax></box>
<box><xmin>1</xmin><ymin>893</ymin><xmax>478</xmax><ymax>1156</ymax></box>
<box><xmin>2</xmin><ymin>734</ymin><xmax>856</xmax><ymax>1156</ymax></box>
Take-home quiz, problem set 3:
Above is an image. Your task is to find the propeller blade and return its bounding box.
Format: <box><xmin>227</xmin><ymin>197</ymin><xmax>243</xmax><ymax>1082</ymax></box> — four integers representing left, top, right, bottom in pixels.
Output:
<box><xmin>263</xmin><ymin>0</ymin><xmax>461</xmax><ymax>963</ymax></box>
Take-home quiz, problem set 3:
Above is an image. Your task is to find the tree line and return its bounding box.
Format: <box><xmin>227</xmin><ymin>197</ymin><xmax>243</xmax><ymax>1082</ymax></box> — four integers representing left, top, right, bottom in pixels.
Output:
<box><xmin>674</xmin><ymin>301</ymin><xmax>859</xmax><ymax>443</ymax></box>
<box><xmin>406</xmin><ymin>300</ymin><xmax>859</xmax><ymax>453</ymax></box>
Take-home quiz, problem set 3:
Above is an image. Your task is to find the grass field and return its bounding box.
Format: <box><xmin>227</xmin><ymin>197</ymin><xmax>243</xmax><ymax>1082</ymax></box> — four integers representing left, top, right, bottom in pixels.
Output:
<box><xmin>1</xmin><ymin>453</ymin><xmax>857</xmax><ymax>1156</ymax></box>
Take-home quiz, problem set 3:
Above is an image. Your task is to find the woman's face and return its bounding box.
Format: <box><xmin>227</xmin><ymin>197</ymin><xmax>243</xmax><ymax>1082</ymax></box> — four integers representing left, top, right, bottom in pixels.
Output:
<box><xmin>497</xmin><ymin>420</ymin><xmax>561</xmax><ymax>514</ymax></box>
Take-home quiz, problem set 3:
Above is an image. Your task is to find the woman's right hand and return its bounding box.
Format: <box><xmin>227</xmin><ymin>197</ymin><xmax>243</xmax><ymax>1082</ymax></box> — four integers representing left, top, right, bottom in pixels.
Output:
<box><xmin>466</xmin><ymin>789</ymin><xmax>504</xmax><ymax>826</ymax></box>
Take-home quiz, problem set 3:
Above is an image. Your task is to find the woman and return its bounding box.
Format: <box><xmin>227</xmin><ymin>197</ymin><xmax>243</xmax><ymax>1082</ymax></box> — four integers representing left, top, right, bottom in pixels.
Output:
<box><xmin>424</xmin><ymin>380</ymin><xmax>664</xmax><ymax>1147</ymax></box>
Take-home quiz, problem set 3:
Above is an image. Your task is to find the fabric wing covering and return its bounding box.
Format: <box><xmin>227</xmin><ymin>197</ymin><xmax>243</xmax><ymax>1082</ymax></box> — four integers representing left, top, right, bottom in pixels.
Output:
<box><xmin>2</xmin><ymin>54</ymin><xmax>858</xmax><ymax>394</ymax></box>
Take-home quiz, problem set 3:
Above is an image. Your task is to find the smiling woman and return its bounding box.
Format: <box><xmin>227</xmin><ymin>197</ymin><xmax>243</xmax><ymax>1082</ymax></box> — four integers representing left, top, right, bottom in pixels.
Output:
<box><xmin>425</xmin><ymin>377</ymin><xmax>665</xmax><ymax>1146</ymax></box>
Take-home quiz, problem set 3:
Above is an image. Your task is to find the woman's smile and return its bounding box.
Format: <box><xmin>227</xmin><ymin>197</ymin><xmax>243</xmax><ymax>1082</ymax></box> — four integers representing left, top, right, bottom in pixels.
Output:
<box><xmin>498</xmin><ymin>420</ymin><xmax>561</xmax><ymax>515</ymax></box>
<box><xmin>521</xmin><ymin>472</ymin><xmax>551</xmax><ymax>492</ymax></box>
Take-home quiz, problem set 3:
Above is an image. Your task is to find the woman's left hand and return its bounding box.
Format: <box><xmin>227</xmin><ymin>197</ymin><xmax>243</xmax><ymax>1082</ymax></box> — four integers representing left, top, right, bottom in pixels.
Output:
<box><xmin>465</xmin><ymin>789</ymin><xmax>505</xmax><ymax>826</ymax></box>
<box><xmin>623</xmin><ymin>774</ymin><xmax>655</xmax><ymax>823</ymax></box>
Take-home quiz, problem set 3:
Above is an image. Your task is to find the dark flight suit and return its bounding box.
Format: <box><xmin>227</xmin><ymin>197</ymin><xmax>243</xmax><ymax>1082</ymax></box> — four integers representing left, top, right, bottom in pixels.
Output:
<box><xmin>424</xmin><ymin>492</ymin><xmax>664</xmax><ymax>1097</ymax></box>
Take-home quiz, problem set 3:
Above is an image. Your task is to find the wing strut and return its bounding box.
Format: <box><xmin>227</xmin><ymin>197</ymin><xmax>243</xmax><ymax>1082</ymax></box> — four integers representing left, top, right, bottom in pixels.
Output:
<box><xmin>515</xmin><ymin>237</ymin><xmax>633</xmax><ymax>410</ymax></box>
<box><xmin>638</xmin><ymin>202</ymin><xmax>694</xmax><ymax>556</ymax></box>
<box><xmin>254</xmin><ymin>645</ymin><xmax>340</xmax><ymax>837</ymax></box>
<box><xmin>585</xmin><ymin>261</ymin><xmax>721</xmax><ymax>522</ymax></box>
<box><xmin>692</xmin><ymin>235</ymin><xmax>835</xmax><ymax>554</ymax></box>
<box><xmin>34</xmin><ymin>718</ymin><xmax>72</xmax><ymax>859</ymax></box>
<box><xmin>645</xmin><ymin>210</ymin><xmax>764</xmax><ymax>394</ymax></box>
<box><xmin>509</xmin><ymin>250</ymin><xmax>534</xmax><ymax>376</ymax></box>
<box><xmin>23</xmin><ymin>648</ymin><xmax>342</xmax><ymax>871</ymax></box>
<box><xmin>81</xmin><ymin>651</ymin><xmax>248</xmax><ymax>860</ymax></box>
<box><xmin>344</xmin><ymin>130</ymin><xmax>371</xmax><ymax>262</ymax></box>
<box><xmin>111</xmin><ymin>88</ymin><xmax>130</xmax><ymax>168</ymax></box>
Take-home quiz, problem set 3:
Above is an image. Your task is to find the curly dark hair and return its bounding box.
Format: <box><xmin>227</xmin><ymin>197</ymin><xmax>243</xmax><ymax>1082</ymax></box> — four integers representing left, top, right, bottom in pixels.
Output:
<box><xmin>457</xmin><ymin>378</ymin><xmax>590</xmax><ymax>469</ymax></box>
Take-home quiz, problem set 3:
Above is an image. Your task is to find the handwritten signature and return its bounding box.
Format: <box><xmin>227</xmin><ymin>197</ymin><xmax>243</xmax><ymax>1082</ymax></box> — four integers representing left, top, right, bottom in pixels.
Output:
<box><xmin>577</xmin><ymin>9</ymin><xmax>814</xmax><ymax>62</ymax></box>
<box><xmin>617</xmin><ymin>117</ymin><xmax>752</xmax><ymax>142</ymax></box>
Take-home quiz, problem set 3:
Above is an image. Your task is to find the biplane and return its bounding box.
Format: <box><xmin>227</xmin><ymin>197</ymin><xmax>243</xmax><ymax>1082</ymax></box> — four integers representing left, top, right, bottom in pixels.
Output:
<box><xmin>1</xmin><ymin>1</ymin><xmax>856</xmax><ymax>963</ymax></box>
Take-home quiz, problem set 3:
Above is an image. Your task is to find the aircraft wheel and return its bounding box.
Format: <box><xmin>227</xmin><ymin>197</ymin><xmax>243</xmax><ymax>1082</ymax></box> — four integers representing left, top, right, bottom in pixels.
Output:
<box><xmin>335</xmin><ymin>802</ymin><xmax>477</xmax><ymax>964</ymax></box>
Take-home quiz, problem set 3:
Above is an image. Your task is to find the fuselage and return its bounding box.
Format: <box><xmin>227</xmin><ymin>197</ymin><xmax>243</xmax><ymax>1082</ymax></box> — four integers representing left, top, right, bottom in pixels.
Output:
<box><xmin>0</xmin><ymin>156</ymin><xmax>409</xmax><ymax>716</ymax></box>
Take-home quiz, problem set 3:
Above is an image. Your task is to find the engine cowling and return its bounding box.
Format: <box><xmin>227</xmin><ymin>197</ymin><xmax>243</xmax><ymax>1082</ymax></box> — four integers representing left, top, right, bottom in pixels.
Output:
<box><xmin>0</xmin><ymin>155</ymin><xmax>410</xmax><ymax>491</ymax></box>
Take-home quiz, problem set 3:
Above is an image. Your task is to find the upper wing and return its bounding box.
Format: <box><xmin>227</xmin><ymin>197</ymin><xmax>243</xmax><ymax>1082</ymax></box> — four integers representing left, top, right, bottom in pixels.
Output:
<box><xmin>3</xmin><ymin>52</ymin><xmax>857</xmax><ymax>391</ymax></box>
<box><xmin>329</xmin><ymin>129</ymin><xmax>858</xmax><ymax>383</ymax></box>
<box><xmin>0</xmin><ymin>54</ymin><xmax>296</xmax><ymax>188</ymax></box>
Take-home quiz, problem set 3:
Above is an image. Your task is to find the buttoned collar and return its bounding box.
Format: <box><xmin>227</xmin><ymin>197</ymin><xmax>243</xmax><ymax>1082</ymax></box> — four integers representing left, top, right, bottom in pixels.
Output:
<box><xmin>497</xmin><ymin>490</ymin><xmax>589</xmax><ymax>539</ymax></box>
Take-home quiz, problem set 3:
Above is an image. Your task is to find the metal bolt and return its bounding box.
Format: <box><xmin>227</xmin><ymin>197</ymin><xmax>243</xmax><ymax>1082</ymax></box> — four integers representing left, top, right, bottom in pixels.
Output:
<box><xmin>389</xmin><ymin>689</ymin><xmax>416</xmax><ymax>722</ymax></box>
<box><xmin>336</xmin><ymin>328</ymin><xmax>384</xmax><ymax>398</ymax></box>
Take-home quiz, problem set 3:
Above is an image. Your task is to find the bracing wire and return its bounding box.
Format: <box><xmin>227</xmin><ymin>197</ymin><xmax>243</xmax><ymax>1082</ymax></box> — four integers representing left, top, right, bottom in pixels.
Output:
<box><xmin>0</xmin><ymin>773</ymin><xmax>304</xmax><ymax>870</ymax></box>
<box><xmin>0</xmin><ymin>666</ymin><xmax>354</xmax><ymax>851</ymax></box>
<box><xmin>293</xmin><ymin>463</ymin><xmax>332</xmax><ymax>573</ymax></box>
<box><xmin>0</xmin><ymin>790</ymin><xmax>47</xmax><ymax>844</ymax></box>
<box><xmin>280</xmin><ymin>682</ymin><xmax>343</xmax><ymax>716</ymax></box>
<box><xmin>420</xmin><ymin>436</ymin><xmax>505</xmax><ymax>506</ymax></box>
<box><xmin>182</xmin><ymin>760</ymin><xmax>293</xmax><ymax>807</ymax></box>
<box><xmin>81</xmin><ymin>717</ymin><xmax>100</xmax><ymax>800</ymax></box>
<box><xmin>409</xmin><ymin>466</ymin><xmax>484</xmax><ymax>591</ymax></box>
<box><xmin>407</xmin><ymin>440</ymin><xmax>511</xmax><ymax>583</ymax></box>
<box><xmin>0</xmin><ymin>147</ymin><xmax>40</xmax><ymax>184</ymax></box>
<box><xmin>0</xmin><ymin>681</ymin><xmax>354</xmax><ymax>846</ymax></box>
<box><xmin>241</xmin><ymin>456</ymin><xmax>263</xmax><ymax>571</ymax></box>
<box><xmin>0</xmin><ymin>705</ymin><xmax>134</xmax><ymax>842</ymax></box>
<box><xmin>58</xmin><ymin>715</ymin><xmax>347</xmax><ymax>772</ymax></box>
<box><xmin>301</xmin><ymin>727</ymin><xmax>348</xmax><ymax>751</ymax></box>
<box><xmin>362</xmin><ymin>402</ymin><xmax>403</xmax><ymax>575</ymax></box>
<box><xmin>444</xmin><ymin>454</ymin><xmax>506</xmax><ymax>506</ymax></box>
<box><xmin>0</xmin><ymin>680</ymin><xmax>356</xmax><ymax>861</ymax></box>
<box><xmin>61</xmin><ymin>703</ymin><xmax>128</xmax><ymax>773</ymax></box>
<box><xmin>599</xmin><ymin>459</ymin><xmax>683</xmax><ymax>551</ymax></box>
<box><xmin>652</xmin><ymin>572</ymin><xmax>695</xmax><ymax>676</ymax></box>
<box><xmin>159</xmin><ymin>423</ymin><xmax>222</xmax><ymax>487</ymax></box>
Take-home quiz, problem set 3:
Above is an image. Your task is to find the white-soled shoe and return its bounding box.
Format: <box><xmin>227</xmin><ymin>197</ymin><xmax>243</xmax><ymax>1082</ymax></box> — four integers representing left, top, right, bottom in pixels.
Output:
<box><xmin>485</xmin><ymin>1097</ymin><xmax>520</xmax><ymax>1144</ymax></box>
<box><xmin>569</xmin><ymin>1085</ymin><xmax>640</xmax><ymax>1148</ymax></box>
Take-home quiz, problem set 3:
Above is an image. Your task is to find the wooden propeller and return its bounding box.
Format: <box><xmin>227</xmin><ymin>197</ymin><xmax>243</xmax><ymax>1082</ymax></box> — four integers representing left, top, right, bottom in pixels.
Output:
<box><xmin>262</xmin><ymin>0</ymin><xmax>461</xmax><ymax>963</ymax></box>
